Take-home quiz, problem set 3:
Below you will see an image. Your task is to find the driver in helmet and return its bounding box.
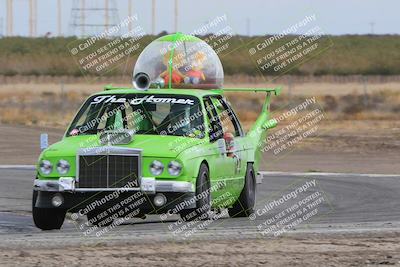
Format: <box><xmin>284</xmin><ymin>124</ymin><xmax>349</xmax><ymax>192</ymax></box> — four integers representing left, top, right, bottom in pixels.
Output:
<box><xmin>159</xmin><ymin>104</ymin><xmax>191</xmax><ymax>136</ymax></box>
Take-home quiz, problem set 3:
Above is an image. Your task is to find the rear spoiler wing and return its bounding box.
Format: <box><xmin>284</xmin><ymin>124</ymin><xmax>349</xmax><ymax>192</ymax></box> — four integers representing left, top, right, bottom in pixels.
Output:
<box><xmin>212</xmin><ymin>87</ymin><xmax>282</xmax><ymax>96</ymax></box>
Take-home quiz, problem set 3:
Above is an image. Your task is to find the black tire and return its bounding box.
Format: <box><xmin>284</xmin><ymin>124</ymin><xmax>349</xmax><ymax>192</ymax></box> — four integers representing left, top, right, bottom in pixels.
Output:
<box><xmin>180</xmin><ymin>163</ymin><xmax>211</xmax><ymax>221</ymax></box>
<box><xmin>228</xmin><ymin>163</ymin><xmax>256</xmax><ymax>218</ymax></box>
<box><xmin>32</xmin><ymin>191</ymin><xmax>66</xmax><ymax>230</ymax></box>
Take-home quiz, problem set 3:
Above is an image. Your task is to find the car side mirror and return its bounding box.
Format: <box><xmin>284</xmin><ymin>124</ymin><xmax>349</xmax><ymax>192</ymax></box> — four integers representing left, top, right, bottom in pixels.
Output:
<box><xmin>263</xmin><ymin>119</ymin><xmax>277</xmax><ymax>130</ymax></box>
<box><xmin>40</xmin><ymin>133</ymin><xmax>49</xmax><ymax>151</ymax></box>
<box><xmin>216</xmin><ymin>138</ymin><xmax>227</xmax><ymax>154</ymax></box>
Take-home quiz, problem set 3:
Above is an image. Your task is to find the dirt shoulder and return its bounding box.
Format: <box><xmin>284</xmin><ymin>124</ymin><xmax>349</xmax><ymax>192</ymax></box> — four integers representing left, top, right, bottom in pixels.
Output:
<box><xmin>0</xmin><ymin>124</ymin><xmax>64</xmax><ymax>165</ymax></box>
<box><xmin>1</xmin><ymin>232</ymin><xmax>399</xmax><ymax>267</ymax></box>
<box><xmin>263</xmin><ymin>119</ymin><xmax>400</xmax><ymax>174</ymax></box>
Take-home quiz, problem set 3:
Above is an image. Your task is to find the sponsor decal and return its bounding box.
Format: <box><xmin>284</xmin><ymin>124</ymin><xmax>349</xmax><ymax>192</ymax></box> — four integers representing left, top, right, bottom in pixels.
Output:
<box><xmin>91</xmin><ymin>95</ymin><xmax>195</xmax><ymax>105</ymax></box>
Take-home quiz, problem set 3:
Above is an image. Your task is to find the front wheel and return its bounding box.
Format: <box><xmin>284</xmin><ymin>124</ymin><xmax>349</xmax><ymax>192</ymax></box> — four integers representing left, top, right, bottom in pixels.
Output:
<box><xmin>228</xmin><ymin>163</ymin><xmax>256</xmax><ymax>218</ymax></box>
<box><xmin>32</xmin><ymin>191</ymin><xmax>66</xmax><ymax>230</ymax></box>
<box><xmin>180</xmin><ymin>163</ymin><xmax>211</xmax><ymax>221</ymax></box>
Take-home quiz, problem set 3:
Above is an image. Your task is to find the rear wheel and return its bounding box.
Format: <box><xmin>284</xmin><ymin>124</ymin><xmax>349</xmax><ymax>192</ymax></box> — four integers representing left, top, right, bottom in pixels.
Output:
<box><xmin>228</xmin><ymin>163</ymin><xmax>256</xmax><ymax>218</ymax></box>
<box><xmin>32</xmin><ymin>191</ymin><xmax>66</xmax><ymax>230</ymax></box>
<box><xmin>180</xmin><ymin>163</ymin><xmax>211</xmax><ymax>221</ymax></box>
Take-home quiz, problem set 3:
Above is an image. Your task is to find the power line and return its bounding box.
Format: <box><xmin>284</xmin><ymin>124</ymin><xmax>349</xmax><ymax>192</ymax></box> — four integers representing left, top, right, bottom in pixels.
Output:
<box><xmin>70</xmin><ymin>0</ymin><xmax>120</xmax><ymax>38</ymax></box>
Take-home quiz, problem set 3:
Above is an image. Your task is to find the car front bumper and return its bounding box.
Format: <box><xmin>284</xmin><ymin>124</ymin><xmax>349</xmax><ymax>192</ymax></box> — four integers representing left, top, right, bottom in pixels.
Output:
<box><xmin>34</xmin><ymin>177</ymin><xmax>195</xmax><ymax>194</ymax></box>
<box><xmin>33</xmin><ymin>177</ymin><xmax>196</xmax><ymax>213</ymax></box>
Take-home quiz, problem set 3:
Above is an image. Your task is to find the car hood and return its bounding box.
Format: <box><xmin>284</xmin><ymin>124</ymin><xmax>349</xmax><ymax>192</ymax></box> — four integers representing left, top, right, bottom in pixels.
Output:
<box><xmin>43</xmin><ymin>134</ymin><xmax>205</xmax><ymax>159</ymax></box>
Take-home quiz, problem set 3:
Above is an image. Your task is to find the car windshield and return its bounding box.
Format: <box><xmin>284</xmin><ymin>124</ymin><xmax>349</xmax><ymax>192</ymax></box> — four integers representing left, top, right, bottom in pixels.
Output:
<box><xmin>67</xmin><ymin>93</ymin><xmax>204</xmax><ymax>138</ymax></box>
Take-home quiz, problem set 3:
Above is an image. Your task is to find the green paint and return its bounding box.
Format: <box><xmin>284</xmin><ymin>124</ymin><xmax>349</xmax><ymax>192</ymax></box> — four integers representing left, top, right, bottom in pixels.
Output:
<box><xmin>36</xmin><ymin>86</ymin><xmax>279</xmax><ymax>208</ymax></box>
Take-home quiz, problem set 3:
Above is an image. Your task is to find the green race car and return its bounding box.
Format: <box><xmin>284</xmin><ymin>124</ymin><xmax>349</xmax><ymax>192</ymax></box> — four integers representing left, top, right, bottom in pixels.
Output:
<box><xmin>32</xmin><ymin>33</ymin><xmax>280</xmax><ymax>230</ymax></box>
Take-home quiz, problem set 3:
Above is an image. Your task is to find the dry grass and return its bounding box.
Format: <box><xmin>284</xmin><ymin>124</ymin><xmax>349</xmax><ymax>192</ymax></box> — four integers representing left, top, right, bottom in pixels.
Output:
<box><xmin>0</xmin><ymin>80</ymin><xmax>399</xmax><ymax>129</ymax></box>
<box><xmin>0</xmin><ymin>107</ymin><xmax>75</xmax><ymax>127</ymax></box>
<box><xmin>0</xmin><ymin>90</ymin><xmax>82</xmax><ymax>127</ymax></box>
<box><xmin>227</xmin><ymin>88</ymin><xmax>400</xmax><ymax>127</ymax></box>
<box><xmin>1</xmin><ymin>75</ymin><xmax>400</xmax><ymax>96</ymax></box>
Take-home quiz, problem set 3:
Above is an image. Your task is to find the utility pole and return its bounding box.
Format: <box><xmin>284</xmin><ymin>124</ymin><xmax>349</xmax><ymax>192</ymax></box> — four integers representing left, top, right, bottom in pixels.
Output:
<box><xmin>246</xmin><ymin>17</ymin><xmax>250</xmax><ymax>36</ymax></box>
<box><xmin>128</xmin><ymin>0</ymin><xmax>132</xmax><ymax>33</ymax></box>
<box><xmin>174</xmin><ymin>0</ymin><xmax>178</xmax><ymax>32</ymax></box>
<box><xmin>152</xmin><ymin>0</ymin><xmax>155</xmax><ymax>35</ymax></box>
<box><xmin>29</xmin><ymin>0</ymin><xmax>37</xmax><ymax>37</ymax></box>
<box><xmin>6</xmin><ymin>0</ymin><xmax>13</xmax><ymax>36</ymax></box>
<box><xmin>0</xmin><ymin>17</ymin><xmax>3</xmax><ymax>36</ymax></box>
<box><xmin>105</xmin><ymin>0</ymin><xmax>109</xmax><ymax>32</ymax></box>
<box><xmin>29</xmin><ymin>0</ymin><xmax>33</xmax><ymax>36</ymax></box>
<box><xmin>81</xmin><ymin>0</ymin><xmax>85</xmax><ymax>37</ymax></box>
<box><xmin>369</xmin><ymin>21</ymin><xmax>375</xmax><ymax>34</ymax></box>
<box><xmin>58</xmin><ymin>0</ymin><xmax>62</xmax><ymax>36</ymax></box>
<box><xmin>34</xmin><ymin>0</ymin><xmax>37</xmax><ymax>36</ymax></box>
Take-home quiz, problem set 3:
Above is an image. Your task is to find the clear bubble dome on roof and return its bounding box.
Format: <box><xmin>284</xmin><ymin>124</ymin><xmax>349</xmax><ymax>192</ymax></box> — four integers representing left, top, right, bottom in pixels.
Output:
<box><xmin>133</xmin><ymin>33</ymin><xmax>224</xmax><ymax>89</ymax></box>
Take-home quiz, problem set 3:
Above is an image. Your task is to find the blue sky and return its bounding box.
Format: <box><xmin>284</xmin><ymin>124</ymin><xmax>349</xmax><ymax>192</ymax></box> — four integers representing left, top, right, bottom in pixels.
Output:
<box><xmin>0</xmin><ymin>0</ymin><xmax>398</xmax><ymax>36</ymax></box>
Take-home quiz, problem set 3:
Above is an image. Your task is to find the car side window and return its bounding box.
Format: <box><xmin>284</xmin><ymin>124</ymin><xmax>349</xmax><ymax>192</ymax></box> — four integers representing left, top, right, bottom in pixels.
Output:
<box><xmin>204</xmin><ymin>97</ymin><xmax>223</xmax><ymax>142</ymax></box>
<box><xmin>220</xmin><ymin>98</ymin><xmax>244</xmax><ymax>137</ymax></box>
<box><xmin>210</xmin><ymin>96</ymin><xmax>243</xmax><ymax>137</ymax></box>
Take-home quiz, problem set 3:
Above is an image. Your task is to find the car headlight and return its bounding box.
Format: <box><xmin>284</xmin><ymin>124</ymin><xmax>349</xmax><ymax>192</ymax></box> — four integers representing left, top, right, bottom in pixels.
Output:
<box><xmin>168</xmin><ymin>160</ymin><xmax>182</xmax><ymax>176</ymax></box>
<box><xmin>56</xmin><ymin>159</ymin><xmax>70</xmax><ymax>175</ymax></box>
<box><xmin>150</xmin><ymin>160</ymin><xmax>164</xmax><ymax>176</ymax></box>
<box><xmin>39</xmin><ymin>160</ymin><xmax>52</xmax><ymax>175</ymax></box>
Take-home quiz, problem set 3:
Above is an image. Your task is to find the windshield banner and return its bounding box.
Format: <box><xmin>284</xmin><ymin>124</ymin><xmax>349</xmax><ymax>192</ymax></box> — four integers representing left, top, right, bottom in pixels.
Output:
<box><xmin>91</xmin><ymin>95</ymin><xmax>195</xmax><ymax>105</ymax></box>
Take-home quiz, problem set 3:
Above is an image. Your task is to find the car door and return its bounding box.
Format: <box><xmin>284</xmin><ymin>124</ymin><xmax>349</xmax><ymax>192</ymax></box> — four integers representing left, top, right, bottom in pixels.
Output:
<box><xmin>203</xmin><ymin>96</ymin><xmax>232</xmax><ymax>202</ymax></box>
<box><xmin>204</xmin><ymin>96</ymin><xmax>245</xmax><ymax>204</ymax></box>
<box><xmin>210</xmin><ymin>95</ymin><xmax>247</xmax><ymax>180</ymax></box>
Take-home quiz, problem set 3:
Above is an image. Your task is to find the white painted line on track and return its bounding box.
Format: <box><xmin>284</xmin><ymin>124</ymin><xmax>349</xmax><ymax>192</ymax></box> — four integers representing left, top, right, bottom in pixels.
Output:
<box><xmin>0</xmin><ymin>165</ymin><xmax>35</xmax><ymax>170</ymax></box>
<box><xmin>261</xmin><ymin>171</ymin><xmax>400</xmax><ymax>178</ymax></box>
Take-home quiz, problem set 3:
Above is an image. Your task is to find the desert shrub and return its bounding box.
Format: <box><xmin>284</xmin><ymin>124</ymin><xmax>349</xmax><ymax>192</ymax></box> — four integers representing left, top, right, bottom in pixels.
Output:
<box><xmin>322</xmin><ymin>95</ymin><xmax>338</xmax><ymax>111</ymax></box>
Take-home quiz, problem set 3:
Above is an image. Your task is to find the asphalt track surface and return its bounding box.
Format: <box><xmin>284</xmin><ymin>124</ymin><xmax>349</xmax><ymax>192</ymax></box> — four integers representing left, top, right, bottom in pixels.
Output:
<box><xmin>0</xmin><ymin>168</ymin><xmax>400</xmax><ymax>248</ymax></box>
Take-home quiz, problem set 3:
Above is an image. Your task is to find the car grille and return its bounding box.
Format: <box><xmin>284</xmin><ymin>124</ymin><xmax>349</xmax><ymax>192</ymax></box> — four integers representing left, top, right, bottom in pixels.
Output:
<box><xmin>78</xmin><ymin>154</ymin><xmax>140</xmax><ymax>188</ymax></box>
